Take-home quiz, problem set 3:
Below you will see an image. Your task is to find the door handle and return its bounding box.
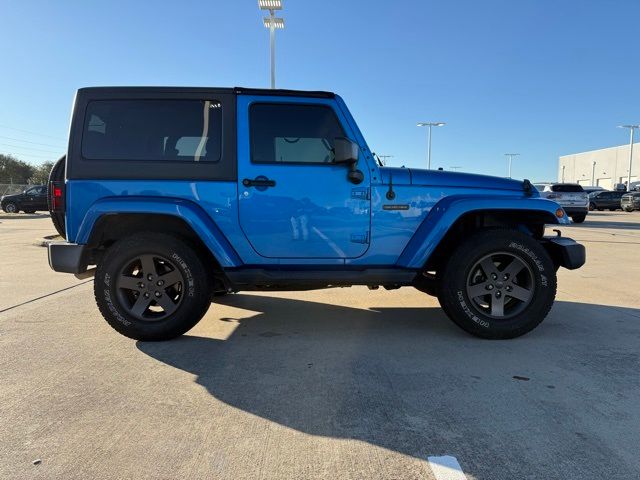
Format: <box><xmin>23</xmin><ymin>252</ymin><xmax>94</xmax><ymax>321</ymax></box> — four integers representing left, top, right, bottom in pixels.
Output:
<box><xmin>242</xmin><ymin>177</ymin><xmax>276</xmax><ymax>188</ymax></box>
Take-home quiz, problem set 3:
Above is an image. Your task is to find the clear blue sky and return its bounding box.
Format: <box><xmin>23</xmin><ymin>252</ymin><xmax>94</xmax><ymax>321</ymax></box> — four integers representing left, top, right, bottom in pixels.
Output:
<box><xmin>1</xmin><ymin>0</ymin><xmax>639</xmax><ymax>181</ymax></box>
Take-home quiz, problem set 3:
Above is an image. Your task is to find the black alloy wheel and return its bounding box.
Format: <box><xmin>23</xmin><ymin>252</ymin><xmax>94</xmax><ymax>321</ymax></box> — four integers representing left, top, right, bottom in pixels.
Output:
<box><xmin>465</xmin><ymin>252</ymin><xmax>534</xmax><ymax>319</ymax></box>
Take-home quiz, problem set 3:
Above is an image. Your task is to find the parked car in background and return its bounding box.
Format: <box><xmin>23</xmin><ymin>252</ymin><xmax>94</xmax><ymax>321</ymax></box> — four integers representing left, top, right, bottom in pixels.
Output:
<box><xmin>538</xmin><ymin>183</ymin><xmax>589</xmax><ymax>223</ymax></box>
<box><xmin>582</xmin><ymin>186</ymin><xmax>606</xmax><ymax>195</ymax></box>
<box><xmin>621</xmin><ymin>192</ymin><xmax>640</xmax><ymax>212</ymax></box>
<box><xmin>0</xmin><ymin>185</ymin><xmax>48</xmax><ymax>213</ymax></box>
<box><xmin>588</xmin><ymin>190</ymin><xmax>625</xmax><ymax>211</ymax></box>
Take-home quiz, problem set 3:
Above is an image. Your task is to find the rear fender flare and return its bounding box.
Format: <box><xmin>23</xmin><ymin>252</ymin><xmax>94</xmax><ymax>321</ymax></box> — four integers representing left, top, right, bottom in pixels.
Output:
<box><xmin>75</xmin><ymin>197</ymin><xmax>242</xmax><ymax>268</ymax></box>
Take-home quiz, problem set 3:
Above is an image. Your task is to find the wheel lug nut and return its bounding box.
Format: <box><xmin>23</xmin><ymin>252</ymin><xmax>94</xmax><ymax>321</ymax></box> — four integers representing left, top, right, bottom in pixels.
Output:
<box><xmin>157</xmin><ymin>280</ymin><xmax>164</xmax><ymax>286</ymax></box>
<box><xmin>138</xmin><ymin>282</ymin><xmax>145</xmax><ymax>288</ymax></box>
<box><xmin>154</xmin><ymin>291</ymin><xmax>161</xmax><ymax>297</ymax></box>
<box><xmin>486</xmin><ymin>284</ymin><xmax>494</xmax><ymax>290</ymax></box>
<box><xmin>144</xmin><ymin>292</ymin><xmax>150</xmax><ymax>298</ymax></box>
<box><xmin>495</xmin><ymin>291</ymin><xmax>502</xmax><ymax>298</ymax></box>
<box><xmin>491</xmin><ymin>273</ymin><xmax>498</xmax><ymax>280</ymax></box>
<box><xmin>147</xmin><ymin>274</ymin><xmax>153</xmax><ymax>281</ymax></box>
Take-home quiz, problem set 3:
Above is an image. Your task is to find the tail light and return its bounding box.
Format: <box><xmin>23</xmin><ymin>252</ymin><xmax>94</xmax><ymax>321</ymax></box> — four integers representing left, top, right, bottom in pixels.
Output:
<box><xmin>50</xmin><ymin>181</ymin><xmax>65</xmax><ymax>211</ymax></box>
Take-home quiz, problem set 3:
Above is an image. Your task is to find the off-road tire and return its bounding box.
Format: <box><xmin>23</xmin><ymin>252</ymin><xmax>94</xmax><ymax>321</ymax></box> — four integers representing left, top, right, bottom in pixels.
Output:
<box><xmin>48</xmin><ymin>156</ymin><xmax>66</xmax><ymax>239</ymax></box>
<box><xmin>437</xmin><ymin>229</ymin><xmax>557</xmax><ymax>339</ymax></box>
<box><xmin>95</xmin><ymin>233</ymin><xmax>211</xmax><ymax>341</ymax></box>
<box><xmin>571</xmin><ymin>215</ymin><xmax>586</xmax><ymax>223</ymax></box>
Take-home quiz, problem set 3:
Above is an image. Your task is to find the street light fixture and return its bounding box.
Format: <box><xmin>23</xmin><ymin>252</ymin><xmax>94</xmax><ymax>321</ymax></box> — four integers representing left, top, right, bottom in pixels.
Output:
<box><xmin>417</xmin><ymin>122</ymin><xmax>445</xmax><ymax>169</ymax></box>
<box><xmin>259</xmin><ymin>0</ymin><xmax>285</xmax><ymax>89</ymax></box>
<box><xmin>618</xmin><ymin>125</ymin><xmax>639</xmax><ymax>190</ymax></box>
<box><xmin>504</xmin><ymin>153</ymin><xmax>519</xmax><ymax>179</ymax></box>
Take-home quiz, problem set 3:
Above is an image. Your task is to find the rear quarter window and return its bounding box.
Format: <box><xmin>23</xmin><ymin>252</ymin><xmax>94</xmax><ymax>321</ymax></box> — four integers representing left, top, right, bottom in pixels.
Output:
<box><xmin>82</xmin><ymin>99</ymin><xmax>222</xmax><ymax>162</ymax></box>
<box><xmin>551</xmin><ymin>184</ymin><xmax>584</xmax><ymax>192</ymax></box>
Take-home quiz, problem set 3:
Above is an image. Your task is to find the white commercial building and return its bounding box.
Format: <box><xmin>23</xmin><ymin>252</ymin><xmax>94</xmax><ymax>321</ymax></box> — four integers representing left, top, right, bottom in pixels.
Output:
<box><xmin>558</xmin><ymin>143</ymin><xmax>639</xmax><ymax>190</ymax></box>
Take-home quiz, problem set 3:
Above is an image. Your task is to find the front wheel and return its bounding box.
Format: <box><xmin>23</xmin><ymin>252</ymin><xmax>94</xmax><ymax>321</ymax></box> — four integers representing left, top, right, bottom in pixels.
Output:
<box><xmin>438</xmin><ymin>229</ymin><xmax>557</xmax><ymax>339</ymax></box>
<box><xmin>571</xmin><ymin>215</ymin><xmax>586</xmax><ymax>223</ymax></box>
<box><xmin>94</xmin><ymin>233</ymin><xmax>212</xmax><ymax>341</ymax></box>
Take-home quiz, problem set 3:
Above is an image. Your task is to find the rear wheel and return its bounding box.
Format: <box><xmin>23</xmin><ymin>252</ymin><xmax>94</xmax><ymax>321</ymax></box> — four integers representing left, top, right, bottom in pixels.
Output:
<box><xmin>437</xmin><ymin>229</ymin><xmax>557</xmax><ymax>339</ymax></box>
<box><xmin>3</xmin><ymin>202</ymin><xmax>18</xmax><ymax>213</ymax></box>
<box><xmin>588</xmin><ymin>202</ymin><xmax>595</xmax><ymax>211</ymax></box>
<box><xmin>94</xmin><ymin>233</ymin><xmax>211</xmax><ymax>341</ymax></box>
<box><xmin>571</xmin><ymin>215</ymin><xmax>586</xmax><ymax>223</ymax></box>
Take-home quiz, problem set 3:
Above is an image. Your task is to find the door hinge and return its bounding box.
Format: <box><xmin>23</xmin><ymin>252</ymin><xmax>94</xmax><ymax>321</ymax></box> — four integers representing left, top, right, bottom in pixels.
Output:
<box><xmin>351</xmin><ymin>187</ymin><xmax>370</xmax><ymax>200</ymax></box>
<box><xmin>350</xmin><ymin>232</ymin><xmax>369</xmax><ymax>244</ymax></box>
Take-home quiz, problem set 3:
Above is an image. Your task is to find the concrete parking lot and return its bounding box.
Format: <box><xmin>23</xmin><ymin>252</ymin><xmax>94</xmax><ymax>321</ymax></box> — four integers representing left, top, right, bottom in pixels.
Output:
<box><xmin>1</xmin><ymin>211</ymin><xmax>639</xmax><ymax>479</ymax></box>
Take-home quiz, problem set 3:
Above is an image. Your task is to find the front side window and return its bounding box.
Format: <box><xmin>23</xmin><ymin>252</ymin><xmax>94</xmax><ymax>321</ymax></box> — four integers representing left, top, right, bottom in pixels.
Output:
<box><xmin>250</xmin><ymin>103</ymin><xmax>345</xmax><ymax>164</ymax></box>
<box><xmin>82</xmin><ymin>99</ymin><xmax>222</xmax><ymax>162</ymax></box>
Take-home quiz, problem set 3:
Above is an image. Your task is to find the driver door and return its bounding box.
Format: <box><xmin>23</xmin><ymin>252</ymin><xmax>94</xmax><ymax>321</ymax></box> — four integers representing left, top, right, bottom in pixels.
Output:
<box><xmin>237</xmin><ymin>99</ymin><xmax>371</xmax><ymax>259</ymax></box>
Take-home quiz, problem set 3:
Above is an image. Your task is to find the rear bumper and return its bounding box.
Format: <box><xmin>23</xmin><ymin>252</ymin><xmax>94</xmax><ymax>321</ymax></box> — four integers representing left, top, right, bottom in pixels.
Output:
<box><xmin>542</xmin><ymin>236</ymin><xmax>586</xmax><ymax>270</ymax></box>
<box><xmin>48</xmin><ymin>242</ymin><xmax>88</xmax><ymax>274</ymax></box>
<box><xmin>562</xmin><ymin>206</ymin><xmax>588</xmax><ymax>215</ymax></box>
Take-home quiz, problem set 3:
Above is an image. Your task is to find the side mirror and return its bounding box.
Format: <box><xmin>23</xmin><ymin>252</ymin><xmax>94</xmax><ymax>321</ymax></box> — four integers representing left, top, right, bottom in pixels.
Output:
<box><xmin>333</xmin><ymin>137</ymin><xmax>359</xmax><ymax>165</ymax></box>
<box><xmin>333</xmin><ymin>137</ymin><xmax>364</xmax><ymax>184</ymax></box>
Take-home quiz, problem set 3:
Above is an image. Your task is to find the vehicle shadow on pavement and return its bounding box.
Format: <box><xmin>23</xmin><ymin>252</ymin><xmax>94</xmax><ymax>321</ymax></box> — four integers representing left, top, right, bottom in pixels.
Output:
<box><xmin>136</xmin><ymin>295</ymin><xmax>640</xmax><ymax>479</ymax></box>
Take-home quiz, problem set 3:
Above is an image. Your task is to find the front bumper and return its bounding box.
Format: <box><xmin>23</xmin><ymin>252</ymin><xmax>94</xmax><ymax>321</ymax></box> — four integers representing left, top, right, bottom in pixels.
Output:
<box><xmin>48</xmin><ymin>242</ymin><xmax>88</xmax><ymax>274</ymax></box>
<box><xmin>542</xmin><ymin>236</ymin><xmax>586</xmax><ymax>270</ymax></box>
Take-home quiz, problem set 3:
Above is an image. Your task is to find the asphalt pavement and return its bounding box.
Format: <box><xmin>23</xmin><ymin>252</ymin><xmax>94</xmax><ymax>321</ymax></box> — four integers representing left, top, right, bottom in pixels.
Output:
<box><xmin>0</xmin><ymin>211</ymin><xmax>639</xmax><ymax>479</ymax></box>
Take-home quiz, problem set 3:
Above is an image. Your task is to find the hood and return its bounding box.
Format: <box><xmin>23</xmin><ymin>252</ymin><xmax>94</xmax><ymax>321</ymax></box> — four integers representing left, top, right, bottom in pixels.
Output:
<box><xmin>0</xmin><ymin>192</ymin><xmax>23</xmax><ymax>200</ymax></box>
<box><xmin>379</xmin><ymin>167</ymin><xmax>525</xmax><ymax>191</ymax></box>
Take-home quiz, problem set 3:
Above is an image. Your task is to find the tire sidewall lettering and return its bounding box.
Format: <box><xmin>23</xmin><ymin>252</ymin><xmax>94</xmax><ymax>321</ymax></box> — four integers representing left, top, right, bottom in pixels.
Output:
<box><xmin>456</xmin><ymin>290</ymin><xmax>491</xmax><ymax>328</ymax></box>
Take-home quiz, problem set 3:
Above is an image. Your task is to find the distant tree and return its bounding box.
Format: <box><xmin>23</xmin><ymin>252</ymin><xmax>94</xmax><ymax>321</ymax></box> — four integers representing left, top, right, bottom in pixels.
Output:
<box><xmin>29</xmin><ymin>161</ymin><xmax>55</xmax><ymax>185</ymax></box>
<box><xmin>0</xmin><ymin>154</ymin><xmax>34</xmax><ymax>184</ymax></box>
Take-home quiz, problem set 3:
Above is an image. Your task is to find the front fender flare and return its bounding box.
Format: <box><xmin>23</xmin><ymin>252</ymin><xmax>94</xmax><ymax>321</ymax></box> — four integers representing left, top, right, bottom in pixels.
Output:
<box><xmin>396</xmin><ymin>195</ymin><xmax>569</xmax><ymax>269</ymax></box>
<box><xmin>76</xmin><ymin>196</ymin><xmax>242</xmax><ymax>268</ymax></box>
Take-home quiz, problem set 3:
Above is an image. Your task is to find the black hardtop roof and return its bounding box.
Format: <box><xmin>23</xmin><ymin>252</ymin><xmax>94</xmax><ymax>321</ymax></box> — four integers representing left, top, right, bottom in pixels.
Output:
<box><xmin>76</xmin><ymin>86</ymin><xmax>335</xmax><ymax>99</ymax></box>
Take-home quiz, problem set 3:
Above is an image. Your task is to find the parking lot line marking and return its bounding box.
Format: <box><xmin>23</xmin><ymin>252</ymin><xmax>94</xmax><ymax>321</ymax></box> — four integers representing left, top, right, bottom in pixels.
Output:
<box><xmin>427</xmin><ymin>455</ymin><xmax>468</xmax><ymax>480</ymax></box>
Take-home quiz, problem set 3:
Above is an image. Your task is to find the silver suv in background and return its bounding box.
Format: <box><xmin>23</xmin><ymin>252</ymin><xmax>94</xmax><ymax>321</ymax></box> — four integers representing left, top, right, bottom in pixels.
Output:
<box><xmin>535</xmin><ymin>183</ymin><xmax>589</xmax><ymax>223</ymax></box>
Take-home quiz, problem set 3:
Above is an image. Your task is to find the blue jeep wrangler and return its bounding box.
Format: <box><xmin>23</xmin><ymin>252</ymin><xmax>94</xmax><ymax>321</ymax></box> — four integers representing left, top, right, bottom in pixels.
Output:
<box><xmin>47</xmin><ymin>87</ymin><xmax>585</xmax><ymax>341</ymax></box>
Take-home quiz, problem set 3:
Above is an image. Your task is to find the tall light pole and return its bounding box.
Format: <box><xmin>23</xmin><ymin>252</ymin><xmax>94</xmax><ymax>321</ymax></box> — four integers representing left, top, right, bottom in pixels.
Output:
<box><xmin>618</xmin><ymin>125</ymin><xmax>639</xmax><ymax>190</ymax></box>
<box><xmin>259</xmin><ymin>0</ymin><xmax>285</xmax><ymax>89</ymax></box>
<box><xmin>417</xmin><ymin>122</ymin><xmax>445</xmax><ymax>169</ymax></box>
<box><xmin>591</xmin><ymin>161</ymin><xmax>596</xmax><ymax>186</ymax></box>
<box><xmin>505</xmin><ymin>153</ymin><xmax>519</xmax><ymax>178</ymax></box>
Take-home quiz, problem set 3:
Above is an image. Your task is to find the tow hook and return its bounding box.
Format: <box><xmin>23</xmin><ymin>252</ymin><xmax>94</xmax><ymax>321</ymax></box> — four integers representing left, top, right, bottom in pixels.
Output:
<box><xmin>553</xmin><ymin>229</ymin><xmax>562</xmax><ymax>238</ymax></box>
